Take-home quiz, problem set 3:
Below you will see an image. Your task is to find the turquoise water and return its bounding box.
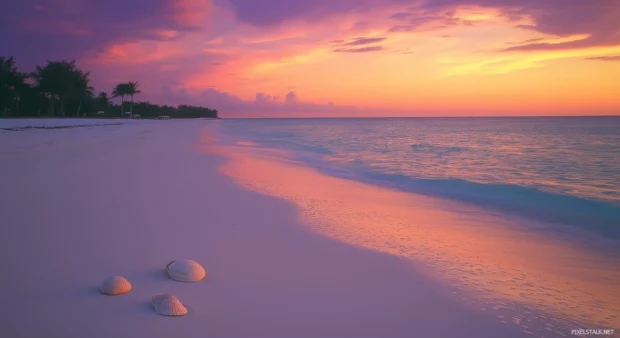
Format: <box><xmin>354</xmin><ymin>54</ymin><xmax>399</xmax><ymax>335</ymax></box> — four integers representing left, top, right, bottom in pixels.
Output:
<box><xmin>216</xmin><ymin>117</ymin><xmax>620</xmax><ymax>238</ymax></box>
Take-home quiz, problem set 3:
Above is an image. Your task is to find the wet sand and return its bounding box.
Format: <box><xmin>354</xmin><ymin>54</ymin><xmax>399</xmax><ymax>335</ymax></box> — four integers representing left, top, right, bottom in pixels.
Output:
<box><xmin>0</xmin><ymin>120</ymin><xmax>539</xmax><ymax>338</ymax></box>
<box><xmin>209</xmin><ymin>133</ymin><xmax>620</xmax><ymax>335</ymax></box>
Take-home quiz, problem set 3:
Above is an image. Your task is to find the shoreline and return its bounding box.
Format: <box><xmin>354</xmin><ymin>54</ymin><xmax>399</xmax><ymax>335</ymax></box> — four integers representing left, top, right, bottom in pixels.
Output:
<box><xmin>207</xmin><ymin>129</ymin><xmax>620</xmax><ymax>332</ymax></box>
<box><xmin>1</xmin><ymin>122</ymin><xmax>124</xmax><ymax>131</ymax></box>
<box><xmin>0</xmin><ymin>120</ymin><xmax>529</xmax><ymax>338</ymax></box>
<box><xmin>0</xmin><ymin>120</ymin><xmax>614</xmax><ymax>337</ymax></box>
<box><xmin>0</xmin><ymin>117</ymin><xmax>221</xmax><ymax>119</ymax></box>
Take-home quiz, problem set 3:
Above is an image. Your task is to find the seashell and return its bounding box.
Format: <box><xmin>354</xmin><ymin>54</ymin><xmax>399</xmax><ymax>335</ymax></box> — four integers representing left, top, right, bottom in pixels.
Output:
<box><xmin>166</xmin><ymin>259</ymin><xmax>206</xmax><ymax>282</ymax></box>
<box><xmin>152</xmin><ymin>294</ymin><xmax>188</xmax><ymax>316</ymax></box>
<box><xmin>99</xmin><ymin>276</ymin><xmax>132</xmax><ymax>296</ymax></box>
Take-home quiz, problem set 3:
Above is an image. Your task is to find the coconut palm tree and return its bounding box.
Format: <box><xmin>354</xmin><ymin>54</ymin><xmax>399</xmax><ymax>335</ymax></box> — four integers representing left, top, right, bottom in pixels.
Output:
<box><xmin>38</xmin><ymin>91</ymin><xmax>54</xmax><ymax>116</ymax></box>
<box><xmin>112</xmin><ymin>83</ymin><xmax>129</xmax><ymax>117</ymax></box>
<box><xmin>31</xmin><ymin>60</ymin><xmax>84</xmax><ymax>116</ymax></box>
<box><xmin>13</xmin><ymin>95</ymin><xmax>20</xmax><ymax>114</ymax></box>
<box><xmin>35</xmin><ymin>90</ymin><xmax>48</xmax><ymax>116</ymax></box>
<box><xmin>74</xmin><ymin>72</ymin><xmax>94</xmax><ymax>116</ymax></box>
<box><xmin>1</xmin><ymin>56</ymin><xmax>25</xmax><ymax>116</ymax></box>
<box><xmin>126</xmin><ymin>81</ymin><xmax>141</xmax><ymax>119</ymax></box>
<box><xmin>96</xmin><ymin>92</ymin><xmax>112</xmax><ymax>112</ymax></box>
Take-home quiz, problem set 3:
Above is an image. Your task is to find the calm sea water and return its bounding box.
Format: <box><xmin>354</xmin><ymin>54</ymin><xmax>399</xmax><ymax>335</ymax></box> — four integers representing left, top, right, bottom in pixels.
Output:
<box><xmin>216</xmin><ymin>117</ymin><xmax>620</xmax><ymax>238</ymax></box>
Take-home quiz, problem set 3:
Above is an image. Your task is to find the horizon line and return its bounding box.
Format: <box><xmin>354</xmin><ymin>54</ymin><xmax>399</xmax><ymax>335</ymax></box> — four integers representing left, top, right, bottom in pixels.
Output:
<box><xmin>221</xmin><ymin>115</ymin><xmax>620</xmax><ymax>119</ymax></box>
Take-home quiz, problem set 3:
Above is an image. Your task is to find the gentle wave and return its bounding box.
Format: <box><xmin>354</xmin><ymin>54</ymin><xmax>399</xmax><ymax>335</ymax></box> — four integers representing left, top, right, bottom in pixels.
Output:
<box><xmin>211</xmin><ymin>126</ymin><xmax>620</xmax><ymax>332</ymax></box>
<box><xmin>410</xmin><ymin>143</ymin><xmax>469</xmax><ymax>154</ymax></box>
<box><xmin>215</xmin><ymin>117</ymin><xmax>620</xmax><ymax>239</ymax></box>
<box><xmin>280</xmin><ymin>148</ymin><xmax>620</xmax><ymax>239</ymax></box>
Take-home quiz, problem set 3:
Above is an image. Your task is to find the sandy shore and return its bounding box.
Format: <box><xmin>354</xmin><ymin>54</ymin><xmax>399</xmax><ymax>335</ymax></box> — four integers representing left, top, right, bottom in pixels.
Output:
<box><xmin>0</xmin><ymin>120</ymin><xmax>582</xmax><ymax>337</ymax></box>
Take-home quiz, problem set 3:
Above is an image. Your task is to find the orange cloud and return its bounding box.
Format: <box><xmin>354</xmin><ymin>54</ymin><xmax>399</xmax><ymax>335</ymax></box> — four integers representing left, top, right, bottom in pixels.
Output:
<box><xmin>37</xmin><ymin>0</ymin><xmax>618</xmax><ymax>116</ymax></box>
<box><xmin>170</xmin><ymin>0</ymin><xmax>214</xmax><ymax>28</ymax></box>
<box><xmin>88</xmin><ymin>39</ymin><xmax>185</xmax><ymax>65</ymax></box>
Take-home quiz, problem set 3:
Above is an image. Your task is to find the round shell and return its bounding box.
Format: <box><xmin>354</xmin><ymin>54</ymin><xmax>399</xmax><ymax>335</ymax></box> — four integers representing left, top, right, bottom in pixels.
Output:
<box><xmin>166</xmin><ymin>259</ymin><xmax>206</xmax><ymax>282</ymax></box>
<box><xmin>99</xmin><ymin>276</ymin><xmax>132</xmax><ymax>296</ymax></box>
<box><xmin>152</xmin><ymin>294</ymin><xmax>188</xmax><ymax>316</ymax></box>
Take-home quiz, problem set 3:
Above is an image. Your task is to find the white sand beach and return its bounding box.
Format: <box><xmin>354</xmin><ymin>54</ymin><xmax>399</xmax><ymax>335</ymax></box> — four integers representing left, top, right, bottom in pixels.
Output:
<box><xmin>0</xmin><ymin>120</ymin><xmax>614</xmax><ymax>338</ymax></box>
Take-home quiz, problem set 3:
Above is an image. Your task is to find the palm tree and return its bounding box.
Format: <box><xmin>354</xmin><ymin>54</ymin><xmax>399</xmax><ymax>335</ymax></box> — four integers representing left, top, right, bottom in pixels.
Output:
<box><xmin>31</xmin><ymin>60</ymin><xmax>83</xmax><ymax>116</ymax></box>
<box><xmin>13</xmin><ymin>95</ymin><xmax>20</xmax><ymax>114</ymax></box>
<box><xmin>74</xmin><ymin>72</ymin><xmax>94</xmax><ymax>116</ymax></box>
<box><xmin>112</xmin><ymin>83</ymin><xmax>129</xmax><ymax>117</ymax></box>
<box><xmin>1</xmin><ymin>56</ymin><xmax>25</xmax><ymax>116</ymax></box>
<box><xmin>96</xmin><ymin>92</ymin><xmax>112</xmax><ymax>112</ymax></box>
<box><xmin>35</xmin><ymin>90</ymin><xmax>48</xmax><ymax>116</ymax></box>
<box><xmin>38</xmin><ymin>91</ymin><xmax>54</xmax><ymax>116</ymax></box>
<box><xmin>126</xmin><ymin>81</ymin><xmax>141</xmax><ymax>119</ymax></box>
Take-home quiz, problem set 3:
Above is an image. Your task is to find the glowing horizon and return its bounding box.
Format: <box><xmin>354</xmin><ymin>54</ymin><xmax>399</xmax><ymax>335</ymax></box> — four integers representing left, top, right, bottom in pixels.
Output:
<box><xmin>2</xmin><ymin>0</ymin><xmax>620</xmax><ymax>117</ymax></box>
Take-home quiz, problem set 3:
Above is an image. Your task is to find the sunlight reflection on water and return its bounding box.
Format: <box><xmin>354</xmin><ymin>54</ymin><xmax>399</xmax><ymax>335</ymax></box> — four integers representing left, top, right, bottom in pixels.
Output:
<box><xmin>218</xmin><ymin>117</ymin><xmax>620</xmax><ymax>207</ymax></box>
<box><xmin>204</xmin><ymin>130</ymin><xmax>620</xmax><ymax>337</ymax></box>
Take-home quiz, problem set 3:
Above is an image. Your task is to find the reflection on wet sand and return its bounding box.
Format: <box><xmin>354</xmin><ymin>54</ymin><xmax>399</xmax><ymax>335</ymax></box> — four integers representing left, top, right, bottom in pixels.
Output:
<box><xmin>206</xmin><ymin>140</ymin><xmax>620</xmax><ymax>333</ymax></box>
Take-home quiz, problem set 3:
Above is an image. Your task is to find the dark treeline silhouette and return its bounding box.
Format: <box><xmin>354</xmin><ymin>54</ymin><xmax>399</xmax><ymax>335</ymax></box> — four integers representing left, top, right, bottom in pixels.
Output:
<box><xmin>0</xmin><ymin>56</ymin><xmax>218</xmax><ymax>119</ymax></box>
<box><xmin>129</xmin><ymin>102</ymin><xmax>222</xmax><ymax>119</ymax></box>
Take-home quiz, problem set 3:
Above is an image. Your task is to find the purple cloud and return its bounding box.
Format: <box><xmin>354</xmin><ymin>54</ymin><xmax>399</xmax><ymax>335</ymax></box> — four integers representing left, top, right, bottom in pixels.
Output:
<box><xmin>390</xmin><ymin>12</ymin><xmax>412</xmax><ymax>20</ymax></box>
<box><xmin>344</xmin><ymin>37</ymin><xmax>387</xmax><ymax>46</ymax></box>
<box><xmin>226</xmin><ymin>0</ymin><xmax>384</xmax><ymax>27</ymax></box>
<box><xmin>160</xmin><ymin>86</ymin><xmax>357</xmax><ymax>117</ymax></box>
<box><xmin>329</xmin><ymin>36</ymin><xmax>387</xmax><ymax>53</ymax></box>
<box><xmin>506</xmin><ymin>38</ymin><xmax>544</xmax><ymax>46</ymax></box>
<box><xmin>226</xmin><ymin>0</ymin><xmax>620</xmax><ymax>51</ymax></box>
<box><xmin>256</xmin><ymin>92</ymin><xmax>278</xmax><ymax>103</ymax></box>
<box><xmin>585</xmin><ymin>55</ymin><xmax>620</xmax><ymax>61</ymax></box>
<box><xmin>333</xmin><ymin>46</ymin><xmax>384</xmax><ymax>53</ymax></box>
<box><xmin>0</xmin><ymin>0</ymin><xmax>208</xmax><ymax>69</ymax></box>
<box><xmin>4</xmin><ymin>0</ymin><xmax>617</xmax><ymax>68</ymax></box>
<box><xmin>387</xmin><ymin>10</ymin><xmax>474</xmax><ymax>33</ymax></box>
<box><xmin>418</xmin><ymin>0</ymin><xmax>620</xmax><ymax>51</ymax></box>
<box><xmin>4</xmin><ymin>0</ymin><xmax>618</xmax><ymax>69</ymax></box>
<box><xmin>285</xmin><ymin>91</ymin><xmax>298</xmax><ymax>104</ymax></box>
<box><xmin>2</xmin><ymin>0</ymin><xmax>618</xmax><ymax>113</ymax></box>
<box><xmin>388</xmin><ymin>25</ymin><xmax>415</xmax><ymax>33</ymax></box>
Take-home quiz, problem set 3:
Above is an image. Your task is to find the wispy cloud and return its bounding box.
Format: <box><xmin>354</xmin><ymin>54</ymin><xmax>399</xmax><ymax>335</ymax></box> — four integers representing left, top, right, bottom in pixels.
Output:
<box><xmin>390</xmin><ymin>12</ymin><xmax>412</xmax><ymax>20</ymax></box>
<box><xmin>585</xmin><ymin>55</ymin><xmax>620</xmax><ymax>61</ymax></box>
<box><xmin>343</xmin><ymin>37</ymin><xmax>387</xmax><ymax>46</ymax></box>
<box><xmin>444</xmin><ymin>45</ymin><xmax>620</xmax><ymax>76</ymax></box>
<box><xmin>2</xmin><ymin>0</ymin><xmax>619</xmax><ymax>116</ymax></box>
<box><xmin>333</xmin><ymin>46</ymin><xmax>383</xmax><ymax>53</ymax></box>
<box><xmin>506</xmin><ymin>38</ymin><xmax>544</xmax><ymax>46</ymax></box>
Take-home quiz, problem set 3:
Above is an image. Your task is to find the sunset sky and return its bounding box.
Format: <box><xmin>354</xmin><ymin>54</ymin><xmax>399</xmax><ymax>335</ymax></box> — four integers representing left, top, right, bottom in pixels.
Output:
<box><xmin>1</xmin><ymin>0</ymin><xmax>619</xmax><ymax>117</ymax></box>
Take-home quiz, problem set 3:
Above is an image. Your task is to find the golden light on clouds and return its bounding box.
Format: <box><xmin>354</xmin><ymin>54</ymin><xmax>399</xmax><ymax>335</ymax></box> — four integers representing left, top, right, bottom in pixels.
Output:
<box><xmin>83</xmin><ymin>1</ymin><xmax>620</xmax><ymax>115</ymax></box>
<box><xmin>444</xmin><ymin>45</ymin><xmax>620</xmax><ymax>76</ymax></box>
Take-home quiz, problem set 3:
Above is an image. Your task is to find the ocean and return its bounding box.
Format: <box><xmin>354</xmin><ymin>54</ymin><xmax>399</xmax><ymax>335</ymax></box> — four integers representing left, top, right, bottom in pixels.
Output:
<box><xmin>215</xmin><ymin>117</ymin><xmax>620</xmax><ymax>239</ymax></box>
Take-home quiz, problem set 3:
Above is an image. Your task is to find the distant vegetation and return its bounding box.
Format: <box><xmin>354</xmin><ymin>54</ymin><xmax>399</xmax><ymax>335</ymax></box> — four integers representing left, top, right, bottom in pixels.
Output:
<box><xmin>0</xmin><ymin>56</ymin><xmax>218</xmax><ymax>119</ymax></box>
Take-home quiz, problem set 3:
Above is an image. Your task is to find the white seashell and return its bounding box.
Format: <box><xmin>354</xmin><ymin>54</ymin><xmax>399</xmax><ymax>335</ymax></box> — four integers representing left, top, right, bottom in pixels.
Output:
<box><xmin>166</xmin><ymin>259</ymin><xmax>206</xmax><ymax>282</ymax></box>
<box><xmin>99</xmin><ymin>276</ymin><xmax>132</xmax><ymax>295</ymax></box>
<box><xmin>152</xmin><ymin>294</ymin><xmax>188</xmax><ymax>316</ymax></box>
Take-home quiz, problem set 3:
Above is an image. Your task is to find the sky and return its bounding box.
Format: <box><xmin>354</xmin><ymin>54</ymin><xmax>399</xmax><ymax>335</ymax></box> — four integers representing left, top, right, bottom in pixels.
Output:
<box><xmin>1</xmin><ymin>0</ymin><xmax>619</xmax><ymax>117</ymax></box>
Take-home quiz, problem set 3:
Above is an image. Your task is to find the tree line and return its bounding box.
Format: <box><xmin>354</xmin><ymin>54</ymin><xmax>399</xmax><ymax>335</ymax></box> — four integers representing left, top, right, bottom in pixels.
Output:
<box><xmin>0</xmin><ymin>56</ymin><xmax>218</xmax><ymax>119</ymax></box>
